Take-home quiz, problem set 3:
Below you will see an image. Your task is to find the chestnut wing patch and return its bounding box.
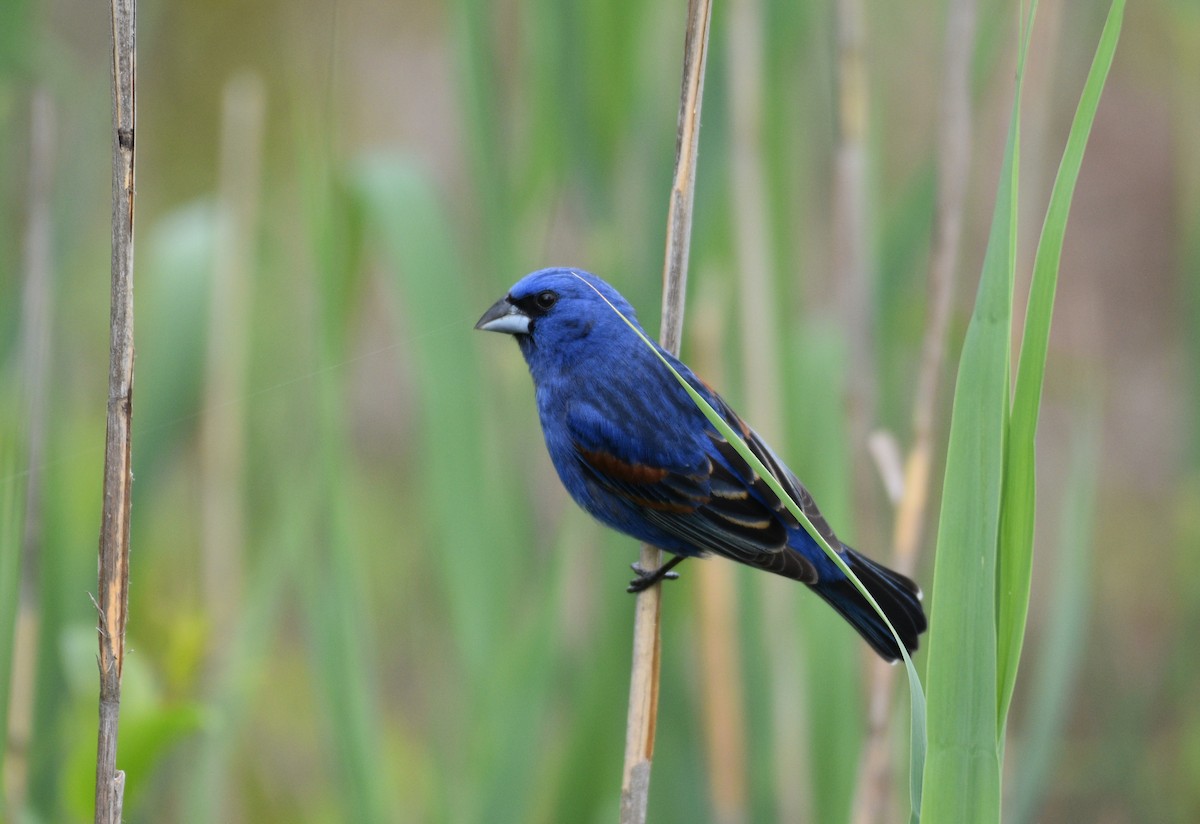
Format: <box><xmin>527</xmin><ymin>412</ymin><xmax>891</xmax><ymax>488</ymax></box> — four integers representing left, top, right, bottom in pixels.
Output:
<box><xmin>575</xmin><ymin>447</ymin><xmax>698</xmax><ymax>512</ymax></box>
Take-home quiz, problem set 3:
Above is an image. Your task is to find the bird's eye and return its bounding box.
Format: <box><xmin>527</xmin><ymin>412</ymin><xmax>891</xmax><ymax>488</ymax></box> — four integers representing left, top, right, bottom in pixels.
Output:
<box><xmin>535</xmin><ymin>290</ymin><xmax>558</xmax><ymax>310</ymax></box>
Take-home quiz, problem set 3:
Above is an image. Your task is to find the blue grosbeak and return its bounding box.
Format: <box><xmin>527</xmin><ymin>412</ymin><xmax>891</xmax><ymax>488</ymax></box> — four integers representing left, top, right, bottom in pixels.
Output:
<box><xmin>476</xmin><ymin>268</ymin><xmax>926</xmax><ymax>661</ymax></box>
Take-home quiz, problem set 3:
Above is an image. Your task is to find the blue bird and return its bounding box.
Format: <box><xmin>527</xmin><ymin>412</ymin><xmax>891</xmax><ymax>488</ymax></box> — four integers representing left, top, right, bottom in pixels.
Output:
<box><xmin>476</xmin><ymin>268</ymin><xmax>926</xmax><ymax>661</ymax></box>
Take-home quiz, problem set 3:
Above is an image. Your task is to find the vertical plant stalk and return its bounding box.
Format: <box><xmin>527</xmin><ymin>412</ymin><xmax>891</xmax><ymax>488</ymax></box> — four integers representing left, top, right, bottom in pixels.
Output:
<box><xmin>689</xmin><ymin>294</ymin><xmax>749</xmax><ymax>824</ymax></box>
<box><xmin>851</xmin><ymin>0</ymin><xmax>976</xmax><ymax>820</ymax></box>
<box><xmin>20</xmin><ymin>90</ymin><xmax>54</xmax><ymax>598</ymax></box>
<box><xmin>201</xmin><ymin>73</ymin><xmax>265</xmax><ymax>666</ymax></box>
<box><xmin>4</xmin><ymin>89</ymin><xmax>56</xmax><ymax>813</ymax></box>
<box><xmin>193</xmin><ymin>75</ymin><xmax>264</xmax><ymax>821</ymax></box>
<box><xmin>95</xmin><ymin>2</ymin><xmax>136</xmax><ymax>823</ymax></box>
<box><xmin>726</xmin><ymin>0</ymin><xmax>800</xmax><ymax>820</ymax></box>
<box><xmin>620</xmin><ymin>1</ymin><xmax>712</xmax><ymax>821</ymax></box>
<box><xmin>693</xmin><ymin>552</ymin><xmax>750</xmax><ymax>824</ymax></box>
<box><xmin>832</xmin><ymin>0</ymin><xmax>878</xmax><ymax>529</ymax></box>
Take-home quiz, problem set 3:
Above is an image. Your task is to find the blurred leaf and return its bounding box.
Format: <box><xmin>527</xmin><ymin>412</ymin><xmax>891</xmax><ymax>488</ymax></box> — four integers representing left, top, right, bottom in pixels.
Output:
<box><xmin>184</xmin><ymin>486</ymin><xmax>314</xmax><ymax>823</ymax></box>
<box><xmin>789</xmin><ymin>325</ymin><xmax>862</xmax><ymax>824</ymax></box>
<box><xmin>876</xmin><ymin>163</ymin><xmax>937</xmax><ymax>428</ymax></box>
<box><xmin>1010</xmin><ymin>412</ymin><xmax>1099</xmax><ymax>824</ymax></box>
<box><xmin>349</xmin><ymin>153</ymin><xmax>501</xmax><ymax>675</ymax></box>
<box><xmin>450</xmin><ymin>0</ymin><xmax>515</xmax><ymax>272</ymax></box>
<box><xmin>138</xmin><ymin>202</ymin><xmax>217</xmax><ymax>476</ymax></box>
<box><xmin>350</xmin><ymin>152</ymin><xmax>557</xmax><ymax>821</ymax></box>
<box><xmin>0</xmin><ymin>388</ymin><xmax>25</xmax><ymax>801</ymax></box>
<box><xmin>23</xmin><ymin>421</ymin><xmax>100</xmax><ymax>821</ymax></box>
<box><xmin>301</xmin><ymin>160</ymin><xmax>393</xmax><ymax>823</ymax></box>
<box><xmin>0</xmin><ymin>0</ymin><xmax>32</xmax><ymax>76</ymax></box>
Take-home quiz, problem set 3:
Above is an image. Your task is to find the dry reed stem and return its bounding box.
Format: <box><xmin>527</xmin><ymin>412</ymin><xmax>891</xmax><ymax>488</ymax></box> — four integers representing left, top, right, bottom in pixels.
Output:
<box><xmin>95</xmin><ymin>1</ymin><xmax>136</xmax><ymax>822</ymax></box>
<box><xmin>619</xmin><ymin>1</ymin><xmax>713</xmax><ymax>821</ymax></box>
<box><xmin>850</xmin><ymin>0</ymin><xmax>977</xmax><ymax>821</ymax></box>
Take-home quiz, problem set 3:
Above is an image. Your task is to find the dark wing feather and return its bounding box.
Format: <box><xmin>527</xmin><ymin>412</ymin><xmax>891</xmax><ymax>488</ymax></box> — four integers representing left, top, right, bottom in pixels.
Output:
<box><xmin>705</xmin><ymin>392</ymin><xmax>843</xmax><ymax>562</ymax></box>
<box><xmin>573</xmin><ymin>409</ymin><xmax>821</xmax><ymax>584</ymax></box>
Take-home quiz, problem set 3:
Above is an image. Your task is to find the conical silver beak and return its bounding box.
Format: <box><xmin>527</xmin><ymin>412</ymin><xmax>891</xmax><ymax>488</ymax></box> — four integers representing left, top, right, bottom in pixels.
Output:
<box><xmin>474</xmin><ymin>296</ymin><xmax>531</xmax><ymax>335</ymax></box>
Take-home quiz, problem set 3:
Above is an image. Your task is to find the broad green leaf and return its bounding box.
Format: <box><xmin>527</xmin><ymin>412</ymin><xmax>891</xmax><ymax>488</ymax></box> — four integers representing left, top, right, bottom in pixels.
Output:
<box><xmin>919</xmin><ymin>3</ymin><xmax>1038</xmax><ymax>817</ymax></box>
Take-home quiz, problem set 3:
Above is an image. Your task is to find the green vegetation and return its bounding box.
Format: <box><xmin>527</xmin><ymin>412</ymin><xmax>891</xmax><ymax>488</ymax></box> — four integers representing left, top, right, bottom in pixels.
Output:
<box><xmin>0</xmin><ymin>1</ymin><xmax>1190</xmax><ymax>822</ymax></box>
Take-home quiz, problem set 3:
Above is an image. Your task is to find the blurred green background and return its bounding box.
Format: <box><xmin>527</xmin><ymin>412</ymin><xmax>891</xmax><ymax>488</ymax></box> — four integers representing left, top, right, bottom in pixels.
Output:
<box><xmin>1</xmin><ymin>0</ymin><xmax>1197</xmax><ymax>822</ymax></box>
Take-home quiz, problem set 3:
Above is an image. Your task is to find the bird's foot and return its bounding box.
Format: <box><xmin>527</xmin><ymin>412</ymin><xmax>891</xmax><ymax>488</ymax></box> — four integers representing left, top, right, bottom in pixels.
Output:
<box><xmin>626</xmin><ymin>556</ymin><xmax>685</xmax><ymax>593</ymax></box>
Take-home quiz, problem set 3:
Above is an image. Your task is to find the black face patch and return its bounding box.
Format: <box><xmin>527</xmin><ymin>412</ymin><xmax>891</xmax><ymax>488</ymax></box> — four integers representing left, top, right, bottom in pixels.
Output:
<box><xmin>511</xmin><ymin>290</ymin><xmax>558</xmax><ymax>318</ymax></box>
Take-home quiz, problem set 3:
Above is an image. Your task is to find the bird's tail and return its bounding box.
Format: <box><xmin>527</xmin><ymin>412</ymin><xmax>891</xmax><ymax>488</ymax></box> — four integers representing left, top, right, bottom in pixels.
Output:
<box><xmin>810</xmin><ymin>548</ymin><xmax>927</xmax><ymax>662</ymax></box>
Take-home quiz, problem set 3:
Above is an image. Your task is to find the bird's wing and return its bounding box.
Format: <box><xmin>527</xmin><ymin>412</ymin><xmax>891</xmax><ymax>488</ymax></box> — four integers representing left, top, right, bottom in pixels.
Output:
<box><xmin>703</xmin><ymin>391</ymin><xmax>844</xmax><ymax>561</ymax></box>
<box><xmin>567</xmin><ymin>390</ymin><xmax>829</xmax><ymax>584</ymax></box>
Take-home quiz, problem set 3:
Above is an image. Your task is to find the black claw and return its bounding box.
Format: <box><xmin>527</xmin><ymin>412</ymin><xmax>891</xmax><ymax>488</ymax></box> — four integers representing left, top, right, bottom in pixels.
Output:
<box><xmin>625</xmin><ymin>557</ymin><xmax>686</xmax><ymax>593</ymax></box>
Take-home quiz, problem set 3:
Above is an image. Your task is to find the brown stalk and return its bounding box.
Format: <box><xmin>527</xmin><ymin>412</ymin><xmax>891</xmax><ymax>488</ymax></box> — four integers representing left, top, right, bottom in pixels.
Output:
<box><xmin>850</xmin><ymin>0</ymin><xmax>977</xmax><ymax>821</ymax></box>
<box><xmin>619</xmin><ymin>1</ymin><xmax>713</xmax><ymax>821</ymax></box>
<box><xmin>94</xmin><ymin>1</ymin><xmax>136</xmax><ymax>822</ymax></box>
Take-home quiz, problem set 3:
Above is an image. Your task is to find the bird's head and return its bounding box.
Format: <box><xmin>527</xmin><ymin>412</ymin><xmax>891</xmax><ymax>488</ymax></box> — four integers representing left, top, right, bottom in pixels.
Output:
<box><xmin>475</xmin><ymin>268</ymin><xmax>644</xmax><ymax>370</ymax></box>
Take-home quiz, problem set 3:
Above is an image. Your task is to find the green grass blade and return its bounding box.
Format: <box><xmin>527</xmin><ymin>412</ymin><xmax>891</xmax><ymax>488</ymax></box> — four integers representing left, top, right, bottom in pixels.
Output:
<box><xmin>996</xmin><ymin>0</ymin><xmax>1124</xmax><ymax>730</ymax></box>
<box><xmin>577</xmin><ymin>275</ymin><xmax>928</xmax><ymax>820</ymax></box>
<box><xmin>918</xmin><ymin>2</ymin><xmax>1038</xmax><ymax>815</ymax></box>
<box><xmin>449</xmin><ymin>0</ymin><xmax>516</xmax><ymax>273</ymax></box>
